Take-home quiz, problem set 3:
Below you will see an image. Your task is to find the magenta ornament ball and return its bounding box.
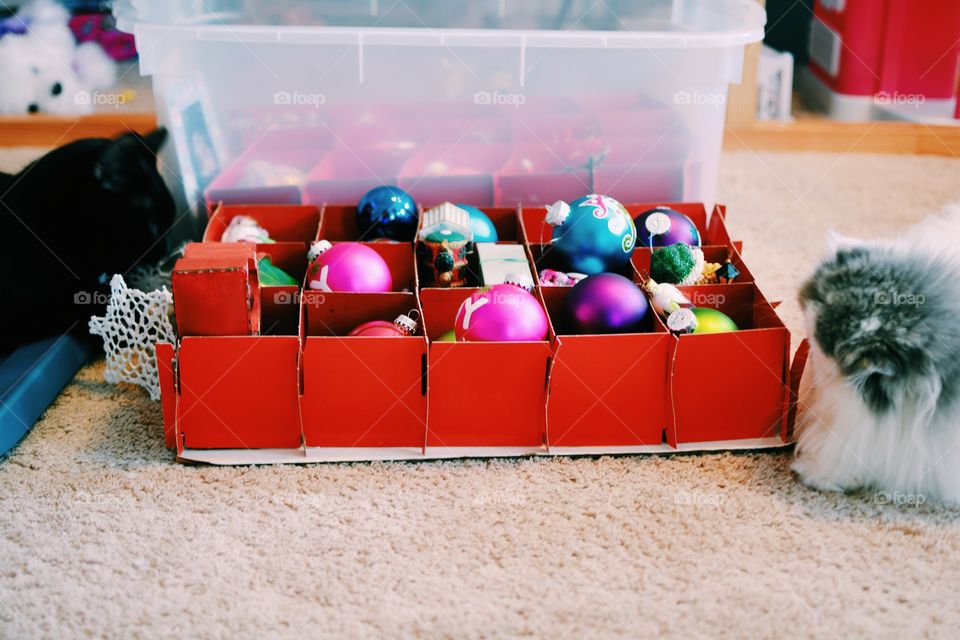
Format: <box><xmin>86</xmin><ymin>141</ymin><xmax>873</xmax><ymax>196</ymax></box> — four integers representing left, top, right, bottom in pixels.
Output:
<box><xmin>307</xmin><ymin>243</ymin><xmax>393</xmax><ymax>293</ymax></box>
<box><xmin>454</xmin><ymin>284</ymin><xmax>549</xmax><ymax>342</ymax></box>
<box><xmin>562</xmin><ymin>273</ymin><xmax>649</xmax><ymax>334</ymax></box>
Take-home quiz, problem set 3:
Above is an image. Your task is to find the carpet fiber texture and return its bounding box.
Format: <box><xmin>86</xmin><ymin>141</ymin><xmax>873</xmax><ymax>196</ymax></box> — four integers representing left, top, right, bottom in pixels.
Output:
<box><xmin>2</xmin><ymin>149</ymin><xmax>960</xmax><ymax>638</ymax></box>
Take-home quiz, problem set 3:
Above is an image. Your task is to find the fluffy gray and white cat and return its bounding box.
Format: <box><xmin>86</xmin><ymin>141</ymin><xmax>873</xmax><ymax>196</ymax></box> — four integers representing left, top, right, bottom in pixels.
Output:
<box><xmin>793</xmin><ymin>203</ymin><xmax>960</xmax><ymax>503</ymax></box>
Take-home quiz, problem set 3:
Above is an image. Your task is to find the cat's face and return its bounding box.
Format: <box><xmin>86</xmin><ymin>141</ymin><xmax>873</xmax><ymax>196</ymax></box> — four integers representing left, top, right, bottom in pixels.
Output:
<box><xmin>799</xmin><ymin>245</ymin><xmax>937</xmax><ymax>413</ymax></box>
<box><xmin>93</xmin><ymin>128</ymin><xmax>176</xmax><ymax>270</ymax></box>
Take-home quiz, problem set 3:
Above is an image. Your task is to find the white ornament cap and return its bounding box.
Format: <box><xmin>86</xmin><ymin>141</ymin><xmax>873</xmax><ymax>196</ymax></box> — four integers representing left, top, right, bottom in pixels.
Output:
<box><xmin>667</xmin><ymin>307</ymin><xmax>697</xmax><ymax>334</ymax></box>
<box><xmin>545</xmin><ymin>200</ymin><xmax>570</xmax><ymax>227</ymax></box>
<box><xmin>504</xmin><ymin>272</ymin><xmax>535</xmax><ymax>292</ymax></box>
<box><xmin>393</xmin><ymin>310</ymin><xmax>419</xmax><ymax>336</ymax></box>
<box><xmin>308</xmin><ymin>239</ymin><xmax>333</xmax><ymax>262</ymax></box>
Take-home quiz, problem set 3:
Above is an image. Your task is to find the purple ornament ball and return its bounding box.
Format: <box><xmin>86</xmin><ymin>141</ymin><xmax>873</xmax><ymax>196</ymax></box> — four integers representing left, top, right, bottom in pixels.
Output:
<box><xmin>562</xmin><ymin>273</ymin><xmax>649</xmax><ymax>335</ymax></box>
<box><xmin>634</xmin><ymin>207</ymin><xmax>701</xmax><ymax>248</ymax></box>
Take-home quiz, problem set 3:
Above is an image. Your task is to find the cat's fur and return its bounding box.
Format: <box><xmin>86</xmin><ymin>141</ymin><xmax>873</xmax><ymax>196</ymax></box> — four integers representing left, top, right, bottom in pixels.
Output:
<box><xmin>0</xmin><ymin>128</ymin><xmax>174</xmax><ymax>352</ymax></box>
<box><xmin>793</xmin><ymin>204</ymin><xmax>960</xmax><ymax>503</ymax></box>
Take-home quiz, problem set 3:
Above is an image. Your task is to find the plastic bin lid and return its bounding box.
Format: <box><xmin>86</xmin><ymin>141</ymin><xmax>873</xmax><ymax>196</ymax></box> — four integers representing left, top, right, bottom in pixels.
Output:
<box><xmin>114</xmin><ymin>0</ymin><xmax>765</xmax><ymax>49</ymax></box>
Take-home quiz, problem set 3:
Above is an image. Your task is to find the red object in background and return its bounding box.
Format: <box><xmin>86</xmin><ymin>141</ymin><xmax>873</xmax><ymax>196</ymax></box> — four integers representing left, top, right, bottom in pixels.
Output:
<box><xmin>809</xmin><ymin>0</ymin><xmax>960</xmax><ymax>101</ymax></box>
<box><xmin>69</xmin><ymin>14</ymin><xmax>136</xmax><ymax>61</ymax></box>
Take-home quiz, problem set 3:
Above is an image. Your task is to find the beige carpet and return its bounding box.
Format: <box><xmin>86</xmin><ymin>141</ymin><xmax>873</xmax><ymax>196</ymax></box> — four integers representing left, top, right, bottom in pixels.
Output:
<box><xmin>2</xmin><ymin>149</ymin><xmax>960</xmax><ymax>638</ymax></box>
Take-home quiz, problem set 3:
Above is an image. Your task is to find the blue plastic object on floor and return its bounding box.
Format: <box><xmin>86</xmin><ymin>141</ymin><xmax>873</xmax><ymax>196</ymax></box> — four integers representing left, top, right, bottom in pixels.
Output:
<box><xmin>0</xmin><ymin>334</ymin><xmax>93</xmax><ymax>458</ymax></box>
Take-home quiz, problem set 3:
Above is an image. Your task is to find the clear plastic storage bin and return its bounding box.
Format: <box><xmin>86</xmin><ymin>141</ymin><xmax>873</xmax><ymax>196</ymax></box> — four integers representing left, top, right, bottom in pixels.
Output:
<box><xmin>115</xmin><ymin>0</ymin><xmax>764</xmax><ymax>211</ymax></box>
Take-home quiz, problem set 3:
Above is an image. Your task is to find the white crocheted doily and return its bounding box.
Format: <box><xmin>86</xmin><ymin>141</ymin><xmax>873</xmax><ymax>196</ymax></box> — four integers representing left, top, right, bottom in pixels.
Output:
<box><xmin>89</xmin><ymin>275</ymin><xmax>176</xmax><ymax>401</ymax></box>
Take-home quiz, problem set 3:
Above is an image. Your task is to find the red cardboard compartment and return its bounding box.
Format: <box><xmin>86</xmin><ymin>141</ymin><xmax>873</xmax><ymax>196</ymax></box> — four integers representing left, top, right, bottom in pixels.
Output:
<box><xmin>300</xmin><ymin>291</ymin><xmax>427</xmax><ymax>448</ymax></box>
<box><xmin>631</xmin><ymin>244</ymin><xmax>755</xmax><ymax>284</ymax></box>
<box><xmin>204</xmin><ymin>203</ymin><xmax>321</xmax><ymax>244</ymax></box>
<box><xmin>539</xmin><ymin>286</ymin><xmax>672</xmax><ymax>447</ymax></box>
<box><xmin>175</xmin><ymin>335</ymin><xmax>303</xmax><ymax>450</ymax></box>
<box><xmin>419</xmin><ymin>287</ymin><xmax>551</xmax><ymax>448</ymax></box>
<box><xmin>667</xmin><ymin>282</ymin><xmax>790</xmax><ymax>445</ymax></box>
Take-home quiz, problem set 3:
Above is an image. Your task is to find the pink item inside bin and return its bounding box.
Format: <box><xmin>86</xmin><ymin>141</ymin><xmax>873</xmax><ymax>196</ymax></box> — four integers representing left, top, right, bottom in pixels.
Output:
<box><xmin>426</xmin><ymin>116</ymin><xmax>512</xmax><ymax>145</ymax></box>
<box><xmin>302</xmin><ymin>143</ymin><xmax>416</xmax><ymax>206</ymax></box>
<box><xmin>496</xmin><ymin>143</ymin><xmax>592</xmax><ymax>206</ymax></box>
<box><xmin>397</xmin><ymin>142</ymin><xmax>512</xmax><ymax>206</ymax></box>
<box><xmin>205</xmin><ymin>129</ymin><xmax>332</xmax><ymax>207</ymax></box>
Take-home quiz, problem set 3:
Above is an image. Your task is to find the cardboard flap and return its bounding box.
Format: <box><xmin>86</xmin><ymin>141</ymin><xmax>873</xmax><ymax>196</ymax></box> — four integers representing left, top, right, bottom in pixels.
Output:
<box><xmin>787</xmin><ymin>338</ymin><xmax>811</xmax><ymax>439</ymax></box>
<box><xmin>664</xmin><ymin>337</ymin><xmax>680</xmax><ymax>448</ymax></box>
<box><xmin>155</xmin><ymin>342</ymin><xmax>178</xmax><ymax>449</ymax></box>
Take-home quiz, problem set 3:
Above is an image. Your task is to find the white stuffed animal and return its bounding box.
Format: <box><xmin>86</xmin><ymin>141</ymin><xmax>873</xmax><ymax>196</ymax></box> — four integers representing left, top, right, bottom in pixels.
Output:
<box><xmin>0</xmin><ymin>0</ymin><xmax>117</xmax><ymax>114</ymax></box>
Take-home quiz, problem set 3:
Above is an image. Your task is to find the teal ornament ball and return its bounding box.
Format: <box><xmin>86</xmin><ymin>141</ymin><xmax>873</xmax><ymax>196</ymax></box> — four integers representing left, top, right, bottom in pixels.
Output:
<box><xmin>456</xmin><ymin>204</ymin><xmax>499</xmax><ymax>243</ymax></box>
<box><xmin>547</xmin><ymin>194</ymin><xmax>637</xmax><ymax>275</ymax></box>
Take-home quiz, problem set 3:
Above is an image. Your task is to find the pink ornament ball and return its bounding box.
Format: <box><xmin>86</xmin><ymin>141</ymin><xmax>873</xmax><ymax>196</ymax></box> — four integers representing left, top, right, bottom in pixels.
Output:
<box><xmin>348</xmin><ymin>321</ymin><xmax>404</xmax><ymax>337</ymax></box>
<box><xmin>454</xmin><ymin>284</ymin><xmax>548</xmax><ymax>342</ymax></box>
<box><xmin>306</xmin><ymin>242</ymin><xmax>393</xmax><ymax>293</ymax></box>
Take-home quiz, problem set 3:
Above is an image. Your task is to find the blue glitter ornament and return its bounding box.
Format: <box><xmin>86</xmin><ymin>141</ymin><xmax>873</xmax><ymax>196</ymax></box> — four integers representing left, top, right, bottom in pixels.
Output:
<box><xmin>356</xmin><ymin>186</ymin><xmax>418</xmax><ymax>241</ymax></box>
<box><xmin>546</xmin><ymin>194</ymin><xmax>636</xmax><ymax>275</ymax></box>
<box><xmin>456</xmin><ymin>204</ymin><xmax>499</xmax><ymax>243</ymax></box>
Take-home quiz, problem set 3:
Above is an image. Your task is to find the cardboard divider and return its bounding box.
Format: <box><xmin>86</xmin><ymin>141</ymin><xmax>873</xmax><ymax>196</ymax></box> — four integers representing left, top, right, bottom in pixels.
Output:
<box><xmin>176</xmin><ymin>336</ymin><xmax>303</xmax><ymax>449</ymax></box>
<box><xmin>260</xmin><ymin>282</ymin><xmax>302</xmax><ymax>337</ymax></box>
<box><xmin>315</xmin><ymin>204</ymin><xmax>368</xmax><ymax>242</ymax></box>
<box><xmin>419</xmin><ymin>287</ymin><xmax>551</xmax><ymax>447</ymax></box>
<box><xmin>539</xmin><ymin>285</ymin><xmax>672</xmax><ymax>446</ymax></box>
<box><xmin>300</xmin><ymin>292</ymin><xmax>427</xmax><ymax>448</ymax></box>
<box><xmin>155</xmin><ymin>342</ymin><xmax>177</xmax><ymax>449</ymax></box>
<box><xmin>361</xmin><ymin>243</ymin><xmax>417</xmax><ymax>293</ymax></box>
<box><xmin>667</xmin><ymin>282</ymin><xmax>790</xmax><ymax>445</ymax></box>
<box><xmin>630</xmin><ymin>245</ymin><xmax>754</xmax><ymax>284</ymax></box>
<box><xmin>203</xmin><ymin>203</ymin><xmax>321</xmax><ymax>244</ymax></box>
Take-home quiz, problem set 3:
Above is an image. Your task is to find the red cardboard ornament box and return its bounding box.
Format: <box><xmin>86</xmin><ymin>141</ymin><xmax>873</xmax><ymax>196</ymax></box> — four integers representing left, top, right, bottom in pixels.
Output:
<box><xmin>156</xmin><ymin>201</ymin><xmax>807</xmax><ymax>464</ymax></box>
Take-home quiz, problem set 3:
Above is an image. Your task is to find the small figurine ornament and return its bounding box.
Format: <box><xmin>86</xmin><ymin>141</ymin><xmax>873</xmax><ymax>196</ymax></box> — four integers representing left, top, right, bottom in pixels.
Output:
<box><xmin>306</xmin><ymin>240</ymin><xmax>393</xmax><ymax>293</ymax></box>
<box><xmin>221</xmin><ymin>215</ymin><xmax>273</xmax><ymax>244</ymax></box>
<box><xmin>348</xmin><ymin>311</ymin><xmax>419</xmax><ymax>337</ymax></box>
<box><xmin>649</xmin><ymin>242</ymin><xmax>719</xmax><ymax>285</ymax></box>
<box><xmin>417</xmin><ymin>202</ymin><xmax>474</xmax><ymax>287</ymax></box>
<box><xmin>634</xmin><ymin>206</ymin><xmax>701</xmax><ymax>248</ymax></box>
<box><xmin>356</xmin><ymin>185</ymin><xmax>418</xmax><ymax>241</ymax></box>
<box><xmin>546</xmin><ymin>194</ymin><xmax>637</xmax><ymax>275</ymax></box>
<box><xmin>456</xmin><ymin>204</ymin><xmax>499</xmax><ymax>242</ymax></box>
<box><xmin>562</xmin><ymin>273</ymin><xmax>649</xmax><ymax>335</ymax></box>
<box><xmin>716</xmin><ymin>259</ymin><xmax>741</xmax><ymax>284</ymax></box>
